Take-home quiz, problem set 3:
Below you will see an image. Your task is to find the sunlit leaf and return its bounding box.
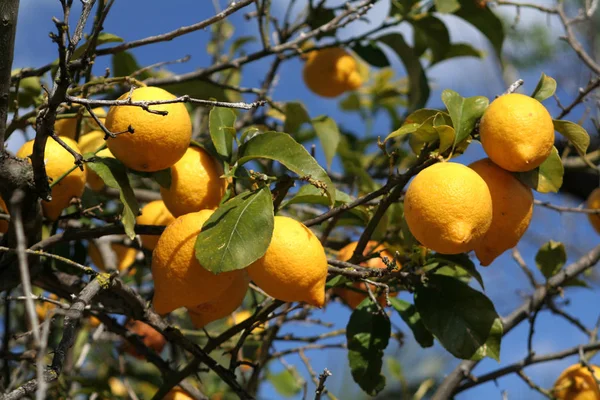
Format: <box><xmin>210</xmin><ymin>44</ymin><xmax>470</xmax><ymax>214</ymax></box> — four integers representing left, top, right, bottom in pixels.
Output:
<box><xmin>515</xmin><ymin>147</ymin><xmax>564</xmax><ymax>193</ymax></box>
<box><xmin>441</xmin><ymin>89</ymin><xmax>489</xmax><ymax>146</ymax></box>
<box><xmin>531</xmin><ymin>73</ymin><xmax>557</xmax><ymax>102</ymax></box>
<box><xmin>390</xmin><ymin>298</ymin><xmax>434</xmax><ymax>348</ymax></box>
<box><xmin>535</xmin><ymin>240</ymin><xmax>566</xmax><ymax>279</ymax></box>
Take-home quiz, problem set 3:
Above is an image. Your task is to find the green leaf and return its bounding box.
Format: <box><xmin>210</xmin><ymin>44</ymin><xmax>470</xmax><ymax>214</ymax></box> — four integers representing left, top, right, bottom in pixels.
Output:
<box><xmin>347</xmin><ymin>298</ymin><xmax>391</xmax><ymax>396</ymax></box>
<box><xmin>441</xmin><ymin>89</ymin><xmax>489</xmax><ymax>146</ymax></box>
<box><xmin>389</xmin><ymin>298</ymin><xmax>434</xmax><ymax>348</ymax></box>
<box><xmin>151</xmin><ymin>168</ymin><xmax>171</xmax><ymax>189</ymax></box>
<box><xmin>112</xmin><ymin>51</ymin><xmax>151</xmax><ymax>80</ymax></box>
<box><xmin>384</xmin><ymin>123</ymin><xmax>419</xmax><ymax>143</ymax></box>
<box><xmin>470</xmin><ymin>318</ymin><xmax>502</xmax><ymax>361</ymax></box>
<box><xmin>308</xmin><ymin>6</ymin><xmax>337</xmax><ymax>39</ymax></box>
<box><xmin>86</xmin><ymin>158</ymin><xmax>139</xmax><ymax>239</ymax></box>
<box><xmin>415</xmin><ymin>274</ymin><xmax>502</xmax><ymax>360</ymax></box>
<box><xmin>411</xmin><ymin>16</ymin><xmax>450</xmax><ymax>62</ymax></box>
<box><xmin>515</xmin><ymin>146</ymin><xmax>564</xmax><ymax>193</ymax></box>
<box><xmin>432</xmin><ymin>43</ymin><xmax>484</xmax><ymax>66</ymax></box>
<box><xmin>195</xmin><ymin>186</ymin><xmax>274</xmax><ymax>274</ymax></box>
<box><xmin>312</xmin><ymin>115</ymin><xmax>341</xmax><ymax>169</ymax></box>
<box><xmin>73</xmin><ymin>32</ymin><xmax>123</xmax><ymax>60</ymax></box>
<box><xmin>209</xmin><ymin>107</ymin><xmax>236</xmax><ymax>161</ymax></box>
<box><xmin>454</xmin><ymin>0</ymin><xmax>504</xmax><ymax>57</ymax></box>
<box><xmin>283</xmin><ymin>102</ymin><xmax>311</xmax><ymax>135</ymax></box>
<box><xmin>428</xmin><ymin>253</ymin><xmax>484</xmax><ymax>290</ymax></box>
<box><xmin>553</xmin><ymin>119</ymin><xmax>593</xmax><ymax>167</ymax></box>
<box><xmin>237</xmin><ymin>132</ymin><xmax>335</xmax><ymax>206</ymax></box>
<box><xmin>267</xmin><ymin>368</ymin><xmax>303</xmax><ymax>397</ymax></box>
<box><xmin>376</xmin><ymin>33</ymin><xmax>430</xmax><ymax>112</ymax></box>
<box><xmin>535</xmin><ymin>240</ymin><xmax>566</xmax><ymax>279</ymax></box>
<box><xmin>229</xmin><ymin>36</ymin><xmax>256</xmax><ymax>56</ymax></box>
<box><xmin>531</xmin><ymin>73</ymin><xmax>557</xmax><ymax>102</ymax></box>
<box><xmin>351</xmin><ymin>42</ymin><xmax>390</xmax><ymax>68</ymax></box>
<box><xmin>436</xmin><ymin>0</ymin><xmax>460</xmax><ymax>13</ymax></box>
<box><xmin>433</xmin><ymin>113</ymin><xmax>455</xmax><ymax>153</ymax></box>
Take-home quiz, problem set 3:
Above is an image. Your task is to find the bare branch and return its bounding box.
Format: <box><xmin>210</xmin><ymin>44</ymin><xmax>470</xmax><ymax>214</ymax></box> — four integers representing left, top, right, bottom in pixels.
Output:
<box><xmin>0</xmin><ymin>0</ymin><xmax>20</xmax><ymax>150</ymax></box>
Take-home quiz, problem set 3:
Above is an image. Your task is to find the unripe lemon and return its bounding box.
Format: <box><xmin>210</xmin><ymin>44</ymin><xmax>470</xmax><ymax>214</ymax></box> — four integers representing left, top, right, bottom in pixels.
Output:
<box><xmin>162</xmin><ymin>387</ymin><xmax>194</xmax><ymax>400</ymax></box>
<box><xmin>187</xmin><ymin>271</ymin><xmax>249</xmax><ymax>328</ymax></box>
<box><xmin>105</xmin><ymin>87</ymin><xmax>191</xmax><ymax>172</ymax></box>
<box><xmin>303</xmin><ymin>47</ymin><xmax>363</xmax><ymax>98</ymax></box>
<box><xmin>16</xmin><ymin>137</ymin><xmax>87</xmax><ymax>220</ymax></box>
<box><xmin>78</xmin><ymin>130</ymin><xmax>114</xmax><ymax>191</ymax></box>
<box><xmin>0</xmin><ymin>196</ymin><xmax>8</xmax><ymax>234</ymax></box>
<box><xmin>123</xmin><ymin>320</ymin><xmax>166</xmax><ymax>359</ymax></box>
<box><xmin>160</xmin><ymin>146</ymin><xmax>227</xmax><ymax>217</ymax></box>
<box><xmin>469</xmin><ymin>158</ymin><xmax>533</xmax><ymax>266</ymax></box>
<box><xmin>151</xmin><ymin>210</ymin><xmax>243</xmax><ymax>314</ymax></box>
<box><xmin>587</xmin><ymin>188</ymin><xmax>600</xmax><ymax>234</ymax></box>
<box><xmin>479</xmin><ymin>93</ymin><xmax>555</xmax><ymax>172</ymax></box>
<box><xmin>404</xmin><ymin>162</ymin><xmax>493</xmax><ymax>254</ymax></box>
<box><xmin>333</xmin><ymin>241</ymin><xmax>400</xmax><ymax>309</ymax></box>
<box><xmin>247</xmin><ymin>216</ymin><xmax>328</xmax><ymax>307</ymax></box>
<box><xmin>88</xmin><ymin>240</ymin><xmax>138</xmax><ymax>273</ymax></box>
<box><xmin>54</xmin><ymin>107</ymin><xmax>106</xmax><ymax>139</ymax></box>
<box><xmin>553</xmin><ymin>364</ymin><xmax>600</xmax><ymax>400</ymax></box>
<box><xmin>136</xmin><ymin>200</ymin><xmax>175</xmax><ymax>250</ymax></box>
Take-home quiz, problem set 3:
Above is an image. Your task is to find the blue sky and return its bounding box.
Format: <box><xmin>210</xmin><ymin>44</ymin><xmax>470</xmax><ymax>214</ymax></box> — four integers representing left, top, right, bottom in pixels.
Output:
<box><xmin>8</xmin><ymin>1</ymin><xmax>600</xmax><ymax>399</ymax></box>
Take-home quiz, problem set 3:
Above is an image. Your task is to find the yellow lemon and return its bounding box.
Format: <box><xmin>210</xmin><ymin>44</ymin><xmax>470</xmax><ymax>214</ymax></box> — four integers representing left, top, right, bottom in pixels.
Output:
<box><xmin>54</xmin><ymin>107</ymin><xmax>106</xmax><ymax>139</ymax></box>
<box><xmin>479</xmin><ymin>93</ymin><xmax>555</xmax><ymax>172</ymax></box>
<box><xmin>469</xmin><ymin>158</ymin><xmax>534</xmax><ymax>266</ymax></box>
<box><xmin>151</xmin><ymin>210</ymin><xmax>243</xmax><ymax>314</ymax></box>
<box><xmin>78</xmin><ymin>130</ymin><xmax>114</xmax><ymax>191</ymax></box>
<box><xmin>136</xmin><ymin>200</ymin><xmax>175</xmax><ymax>250</ymax></box>
<box><xmin>404</xmin><ymin>162</ymin><xmax>493</xmax><ymax>254</ymax></box>
<box><xmin>187</xmin><ymin>271</ymin><xmax>250</xmax><ymax>328</ymax></box>
<box><xmin>162</xmin><ymin>387</ymin><xmax>194</xmax><ymax>400</ymax></box>
<box><xmin>553</xmin><ymin>364</ymin><xmax>600</xmax><ymax>400</ymax></box>
<box><xmin>227</xmin><ymin>310</ymin><xmax>266</xmax><ymax>333</ymax></box>
<box><xmin>587</xmin><ymin>188</ymin><xmax>600</xmax><ymax>235</ymax></box>
<box><xmin>88</xmin><ymin>240</ymin><xmax>138</xmax><ymax>273</ymax></box>
<box><xmin>105</xmin><ymin>87</ymin><xmax>191</xmax><ymax>172</ymax></box>
<box><xmin>303</xmin><ymin>47</ymin><xmax>363</xmax><ymax>98</ymax></box>
<box><xmin>160</xmin><ymin>146</ymin><xmax>227</xmax><ymax>217</ymax></box>
<box><xmin>247</xmin><ymin>216</ymin><xmax>328</xmax><ymax>307</ymax></box>
<box><xmin>123</xmin><ymin>320</ymin><xmax>166</xmax><ymax>359</ymax></box>
<box><xmin>16</xmin><ymin>137</ymin><xmax>87</xmax><ymax>220</ymax></box>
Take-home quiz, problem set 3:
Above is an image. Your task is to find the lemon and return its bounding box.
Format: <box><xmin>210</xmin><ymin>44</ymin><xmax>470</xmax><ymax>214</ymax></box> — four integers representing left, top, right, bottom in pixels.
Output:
<box><xmin>187</xmin><ymin>271</ymin><xmax>249</xmax><ymax>328</ymax></box>
<box><xmin>227</xmin><ymin>310</ymin><xmax>266</xmax><ymax>333</ymax></box>
<box><xmin>123</xmin><ymin>320</ymin><xmax>166</xmax><ymax>359</ymax></box>
<box><xmin>553</xmin><ymin>364</ymin><xmax>600</xmax><ymax>400</ymax></box>
<box><xmin>54</xmin><ymin>107</ymin><xmax>106</xmax><ymax>139</ymax></box>
<box><xmin>247</xmin><ymin>216</ymin><xmax>328</xmax><ymax>307</ymax></box>
<box><xmin>303</xmin><ymin>47</ymin><xmax>362</xmax><ymax>98</ymax></box>
<box><xmin>78</xmin><ymin>130</ymin><xmax>114</xmax><ymax>191</ymax></box>
<box><xmin>151</xmin><ymin>210</ymin><xmax>243</xmax><ymax>314</ymax></box>
<box><xmin>88</xmin><ymin>240</ymin><xmax>138</xmax><ymax>273</ymax></box>
<box><xmin>136</xmin><ymin>200</ymin><xmax>175</xmax><ymax>250</ymax></box>
<box><xmin>469</xmin><ymin>158</ymin><xmax>533</xmax><ymax>266</ymax></box>
<box><xmin>479</xmin><ymin>93</ymin><xmax>554</xmax><ymax>172</ymax></box>
<box><xmin>162</xmin><ymin>388</ymin><xmax>194</xmax><ymax>400</ymax></box>
<box><xmin>160</xmin><ymin>146</ymin><xmax>227</xmax><ymax>217</ymax></box>
<box><xmin>404</xmin><ymin>162</ymin><xmax>493</xmax><ymax>254</ymax></box>
<box><xmin>105</xmin><ymin>87</ymin><xmax>191</xmax><ymax>172</ymax></box>
<box><xmin>16</xmin><ymin>136</ymin><xmax>87</xmax><ymax>220</ymax></box>
<box><xmin>587</xmin><ymin>188</ymin><xmax>600</xmax><ymax>235</ymax></box>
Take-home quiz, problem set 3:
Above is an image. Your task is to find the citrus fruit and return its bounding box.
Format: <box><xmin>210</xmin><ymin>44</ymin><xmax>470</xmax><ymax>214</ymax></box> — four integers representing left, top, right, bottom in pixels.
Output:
<box><xmin>35</xmin><ymin>295</ymin><xmax>60</xmax><ymax>322</ymax></box>
<box><xmin>123</xmin><ymin>320</ymin><xmax>166</xmax><ymax>359</ymax></box>
<box><xmin>404</xmin><ymin>162</ymin><xmax>493</xmax><ymax>254</ymax></box>
<box><xmin>0</xmin><ymin>196</ymin><xmax>8</xmax><ymax>234</ymax></box>
<box><xmin>187</xmin><ymin>271</ymin><xmax>249</xmax><ymax>328</ymax></box>
<box><xmin>54</xmin><ymin>107</ymin><xmax>106</xmax><ymax>139</ymax></box>
<box><xmin>105</xmin><ymin>86</ymin><xmax>191</xmax><ymax>172</ymax></box>
<box><xmin>333</xmin><ymin>241</ymin><xmax>401</xmax><ymax>309</ymax></box>
<box><xmin>469</xmin><ymin>158</ymin><xmax>534</xmax><ymax>266</ymax></box>
<box><xmin>227</xmin><ymin>310</ymin><xmax>266</xmax><ymax>333</ymax></box>
<box><xmin>303</xmin><ymin>47</ymin><xmax>362</xmax><ymax>98</ymax></box>
<box><xmin>108</xmin><ymin>377</ymin><xmax>128</xmax><ymax>397</ymax></box>
<box><xmin>247</xmin><ymin>216</ymin><xmax>328</xmax><ymax>307</ymax></box>
<box><xmin>160</xmin><ymin>146</ymin><xmax>227</xmax><ymax>217</ymax></box>
<box><xmin>553</xmin><ymin>364</ymin><xmax>600</xmax><ymax>400</ymax></box>
<box><xmin>136</xmin><ymin>200</ymin><xmax>175</xmax><ymax>250</ymax></box>
<box><xmin>16</xmin><ymin>136</ymin><xmax>87</xmax><ymax>220</ymax></box>
<box><xmin>587</xmin><ymin>188</ymin><xmax>600</xmax><ymax>235</ymax></box>
<box><xmin>78</xmin><ymin>130</ymin><xmax>114</xmax><ymax>191</ymax></box>
<box><xmin>479</xmin><ymin>93</ymin><xmax>555</xmax><ymax>172</ymax></box>
<box><xmin>151</xmin><ymin>209</ymin><xmax>243</xmax><ymax>314</ymax></box>
<box><xmin>162</xmin><ymin>387</ymin><xmax>193</xmax><ymax>400</ymax></box>
<box><xmin>88</xmin><ymin>240</ymin><xmax>138</xmax><ymax>273</ymax></box>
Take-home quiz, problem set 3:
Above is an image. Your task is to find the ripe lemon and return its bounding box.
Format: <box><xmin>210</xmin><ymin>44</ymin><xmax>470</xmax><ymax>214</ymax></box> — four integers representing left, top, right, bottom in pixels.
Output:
<box><xmin>160</xmin><ymin>146</ymin><xmax>227</xmax><ymax>217</ymax></box>
<box><xmin>479</xmin><ymin>93</ymin><xmax>555</xmax><ymax>172</ymax></box>
<box><xmin>247</xmin><ymin>216</ymin><xmax>328</xmax><ymax>307</ymax></box>
<box><xmin>553</xmin><ymin>364</ymin><xmax>600</xmax><ymax>400</ymax></box>
<box><xmin>162</xmin><ymin>388</ymin><xmax>193</xmax><ymax>400</ymax></box>
<box><xmin>587</xmin><ymin>188</ymin><xmax>600</xmax><ymax>235</ymax></box>
<box><xmin>151</xmin><ymin>210</ymin><xmax>243</xmax><ymax>314</ymax></box>
<box><xmin>187</xmin><ymin>271</ymin><xmax>249</xmax><ymax>328</ymax></box>
<box><xmin>78</xmin><ymin>130</ymin><xmax>114</xmax><ymax>191</ymax></box>
<box><xmin>469</xmin><ymin>158</ymin><xmax>534</xmax><ymax>266</ymax></box>
<box><xmin>333</xmin><ymin>241</ymin><xmax>400</xmax><ymax>309</ymax></box>
<box><xmin>16</xmin><ymin>136</ymin><xmax>87</xmax><ymax>221</ymax></box>
<box><xmin>0</xmin><ymin>196</ymin><xmax>8</xmax><ymax>234</ymax></box>
<box><xmin>136</xmin><ymin>200</ymin><xmax>175</xmax><ymax>250</ymax></box>
<box><xmin>404</xmin><ymin>162</ymin><xmax>493</xmax><ymax>254</ymax></box>
<box><xmin>105</xmin><ymin>87</ymin><xmax>191</xmax><ymax>172</ymax></box>
<box><xmin>123</xmin><ymin>320</ymin><xmax>166</xmax><ymax>359</ymax></box>
<box><xmin>303</xmin><ymin>47</ymin><xmax>363</xmax><ymax>98</ymax></box>
<box><xmin>88</xmin><ymin>240</ymin><xmax>138</xmax><ymax>273</ymax></box>
<box><xmin>227</xmin><ymin>310</ymin><xmax>266</xmax><ymax>333</ymax></box>
<box><xmin>54</xmin><ymin>107</ymin><xmax>106</xmax><ymax>139</ymax></box>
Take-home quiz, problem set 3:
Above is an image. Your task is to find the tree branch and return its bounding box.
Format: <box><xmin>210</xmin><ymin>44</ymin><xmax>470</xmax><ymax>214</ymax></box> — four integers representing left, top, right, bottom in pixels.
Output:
<box><xmin>0</xmin><ymin>0</ymin><xmax>20</xmax><ymax>150</ymax></box>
